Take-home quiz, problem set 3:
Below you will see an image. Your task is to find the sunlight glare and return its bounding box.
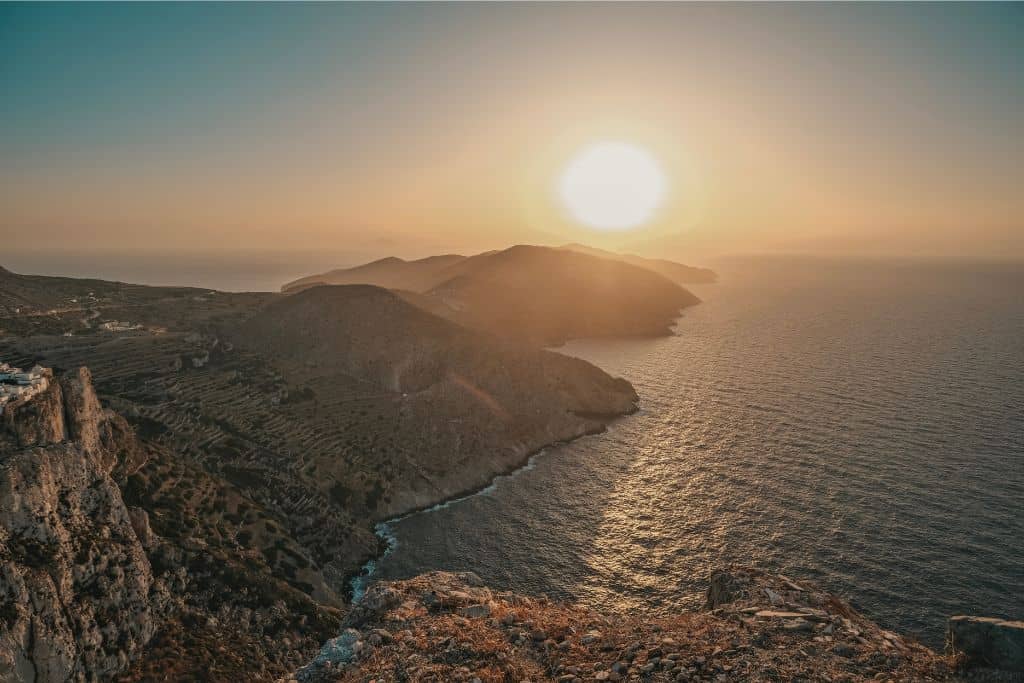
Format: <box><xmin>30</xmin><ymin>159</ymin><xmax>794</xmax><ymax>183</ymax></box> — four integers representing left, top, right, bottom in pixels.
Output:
<box><xmin>559</xmin><ymin>142</ymin><xmax>667</xmax><ymax>231</ymax></box>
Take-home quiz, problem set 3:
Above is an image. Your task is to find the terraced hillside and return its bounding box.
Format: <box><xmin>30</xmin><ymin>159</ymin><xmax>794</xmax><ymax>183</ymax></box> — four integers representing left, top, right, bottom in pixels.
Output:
<box><xmin>0</xmin><ymin>264</ymin><xmax>270</xmax><ymax>337</ymax></box>
<box><xmin>232</xmin><ymin>285</ymin><xmax>638</xmax><ymax>512</ymax></box>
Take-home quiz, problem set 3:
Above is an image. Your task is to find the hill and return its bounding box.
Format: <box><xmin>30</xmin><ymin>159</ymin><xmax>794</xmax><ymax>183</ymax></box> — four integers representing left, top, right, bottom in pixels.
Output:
<box><xmin>0</xmin><ymin>275</ymin><xmax>638</xmax><ymax>678</ymax></box>
<box><xmin>423</xmin><ymin>245</ymin><xmax>701</xmax><ymax>345</ymax></box>
<box><xmin>281</xmin><ymin>254</ymin><xmax>466</xmax><ymax>294</ymax></box>
<box><xmin>558</xmin><ymin>242</ymin><xmax>717</xmax><ymax>284</ymax></box>
<box><xmin>281</xmin><ymin>244</ymin><xmax>716</xmax><ymax>294</ymax></box>
<box><xmin>283</xmin><ymin>245</ymin><xmax>701</xmax><ymax>345</ymax></box>
<box><xmin>291</xmin><ymin>568</ymin><xmax>957</xmax><ymax>683</ymax></box>
<box><xmin>231</xmin><ymin>284</ymin><xmax>637</xmax><ymax>511</ymax></box>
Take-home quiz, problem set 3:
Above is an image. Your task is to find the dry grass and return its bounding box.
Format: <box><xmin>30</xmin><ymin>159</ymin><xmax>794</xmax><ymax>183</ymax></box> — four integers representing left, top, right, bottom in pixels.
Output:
<box><xmin>299</xmin><ymin>570</ymin><xmax>961</xmax><ymax>683</ymax></box>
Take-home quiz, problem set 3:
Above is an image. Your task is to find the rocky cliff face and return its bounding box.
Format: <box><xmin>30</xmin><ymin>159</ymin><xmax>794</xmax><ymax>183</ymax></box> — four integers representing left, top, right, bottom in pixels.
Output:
<box><xmin>0</xmin><ymin>368</ymin><xmax>162</xmax><ymax>682</ymax></box>
<box><xmin>1</xmin><ymin>371</ymin><xmax>65</xmax><ymax>448</ymax></box>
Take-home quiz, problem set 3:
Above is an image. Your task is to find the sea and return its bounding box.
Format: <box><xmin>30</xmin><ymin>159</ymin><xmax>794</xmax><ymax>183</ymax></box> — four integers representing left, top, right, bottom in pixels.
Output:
<box><xmin>367</xmin><ymin>255</ymin><xmax>1024</xmax><ymax>647</ymax></box>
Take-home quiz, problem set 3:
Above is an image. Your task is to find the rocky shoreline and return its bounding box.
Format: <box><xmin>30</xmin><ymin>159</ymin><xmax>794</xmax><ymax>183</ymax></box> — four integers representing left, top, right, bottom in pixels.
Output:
<box><xmin>290</xmin><ymin>568</ymin><xmax>1022</xmax><ymax>682</ymax></box>
<box><xmin>347</xmin><ymin>417</ymin><xmax>630</xmax><ymax>602</ymax></box>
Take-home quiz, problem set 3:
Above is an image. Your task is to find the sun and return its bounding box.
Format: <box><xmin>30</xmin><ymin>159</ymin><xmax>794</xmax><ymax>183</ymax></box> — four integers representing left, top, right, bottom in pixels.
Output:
<box><xmin>558</xmin><ymin>141</ymin><xmax>667</xmax><ymax>231</ymax></box>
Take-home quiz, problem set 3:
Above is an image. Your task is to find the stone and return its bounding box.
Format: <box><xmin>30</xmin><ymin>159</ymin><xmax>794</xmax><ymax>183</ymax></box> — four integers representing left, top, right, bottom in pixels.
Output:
<box><xmin>706</xmin><ymin>570</ymin><xmax>747</xmax><ymax>608</ymax></box>
<box><xmin>948</xmin><ymin>615</ymin><xmax>1024</xmax><ymax>672</ymax></box>
<box><xmin>781</xmin><ymin>619</ymin><xmax>815</xmax><ymax>633</ymax></box>
<box><xmin>458</xmin><ymin>571</ymin><xmax>486</xmax><ymax>587</ymax></box>
<box><xmin>128</xmin><ymin>506</ymin><xmax>155</xmax><ymax>547</ymax></box>
<box><xmin>461</xmin><ymin>604</ymin><xmax>492</xmax><ymax>619</ymax></box>
<box><xmin>832</xmin><ymin>644</ymin><xmax>856</xmax><ymax>658</ymax></box>
<box><xmin>0</xmin><ymin>368</ymin><xmax>162</xmax><ymax>682</ymax></box>
<box><xmin>60</xmin><ymin>367</ymin><xmax>103</xmax><ymax>456</ymax></box>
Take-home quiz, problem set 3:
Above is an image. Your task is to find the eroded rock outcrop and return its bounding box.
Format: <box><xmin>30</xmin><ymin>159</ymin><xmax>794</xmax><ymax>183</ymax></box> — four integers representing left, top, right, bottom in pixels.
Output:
<box><xmin>288</xmin><ymin>568</ymin><xmax>955</xmax><ymax>682</ymax></box>
<box><xmin>948</xmin><ymin>615</ymin><xmax>1024</xmax><ymax>673</ymax></box>
<box><xmin>0</xmin><ymin>367</ymin><xmax>164</xmax><ymax>682</ymax></box>
<box><xmin>1</xmin><ymin>369</ymin><xmax>65</xmax><ymax>448</ymax></box>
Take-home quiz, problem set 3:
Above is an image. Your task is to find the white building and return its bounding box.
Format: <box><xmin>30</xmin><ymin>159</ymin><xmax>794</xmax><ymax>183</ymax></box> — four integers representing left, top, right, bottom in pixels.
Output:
<box><xmin>0</xmin><ymin>361</ymin><xmax>50</xmax><ymax>407</ymax></box>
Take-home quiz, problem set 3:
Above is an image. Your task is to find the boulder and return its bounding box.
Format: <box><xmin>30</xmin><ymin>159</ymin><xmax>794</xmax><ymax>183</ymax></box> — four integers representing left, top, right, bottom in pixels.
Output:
<box><xmin>60</xmin><ymin>366</ymin><xmax>103</xmax><ymax>456</ymax></box>
<box><xmin>948</xmin><ymin>615</ymin><xmax>1024</xmax><ymax>672</ymax></box>
<box><xmin>706</xmin><ymin>569</ymin><xmax>749</xmax><ymax>608</ymax></box>
<box><xmin>128</xmin><ymin>506</ymin><xmax>155</xmax><ymax>547</ymax></box>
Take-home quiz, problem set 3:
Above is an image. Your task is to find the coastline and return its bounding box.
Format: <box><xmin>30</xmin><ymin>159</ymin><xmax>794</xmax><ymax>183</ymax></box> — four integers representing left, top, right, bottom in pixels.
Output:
<box><xmin>345</xmin><ymin>409</ymin><xmax>637</xmax><ymax>602</ymax></box>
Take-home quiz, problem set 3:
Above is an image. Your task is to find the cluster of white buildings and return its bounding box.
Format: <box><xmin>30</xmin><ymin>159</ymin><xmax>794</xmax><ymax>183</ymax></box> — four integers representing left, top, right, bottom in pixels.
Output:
<box><xmin>0</xmin><ymin>362</ymin><xmax>50</xmax><ymax>408</ymax></box>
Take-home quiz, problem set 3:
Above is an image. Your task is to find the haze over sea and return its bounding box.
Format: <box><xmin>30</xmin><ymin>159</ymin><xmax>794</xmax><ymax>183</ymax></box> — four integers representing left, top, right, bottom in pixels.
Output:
<box><xmin>372</xmin><ymin>255</ymin><xmax>1024</xmax><ymax>647</ymax></box>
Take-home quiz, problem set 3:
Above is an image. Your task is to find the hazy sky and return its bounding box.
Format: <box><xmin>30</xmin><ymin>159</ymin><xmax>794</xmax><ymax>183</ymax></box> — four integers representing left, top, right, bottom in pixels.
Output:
<box><xmin>2</xmin><ymin>3</ymin><xmax>1022</xmax><ymax>262</ymax></box>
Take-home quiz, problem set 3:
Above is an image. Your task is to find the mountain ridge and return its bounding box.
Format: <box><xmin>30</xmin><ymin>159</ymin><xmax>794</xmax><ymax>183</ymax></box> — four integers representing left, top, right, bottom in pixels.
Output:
<box><xmin>283</xmin><ymin>245</ymin><xmax>702</xmax><ymax>345</ymax></box>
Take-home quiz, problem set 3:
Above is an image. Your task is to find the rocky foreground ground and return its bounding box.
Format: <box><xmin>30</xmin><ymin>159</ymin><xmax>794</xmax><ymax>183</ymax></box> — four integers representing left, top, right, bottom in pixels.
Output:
<box><xmin>288</xmin><ymin>568</ymin><xmax>1021</xmax><ymax>683</ymax></box>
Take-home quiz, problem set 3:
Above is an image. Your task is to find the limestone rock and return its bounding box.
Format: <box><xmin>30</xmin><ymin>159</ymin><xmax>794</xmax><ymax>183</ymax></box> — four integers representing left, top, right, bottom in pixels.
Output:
<box><xmin>128</xmin><ymin>506</ymin><xmax>156</xmax><ymax>548</ymax></box>
<box><xmin>60</xmin><ymin>366</ymin><xmax>103</xmax><ymax>457</ymax></box>
<box><xmin>948</xmin><ymin>615</ymin><xmax>1024</xmax><ymax>672</ymax></box>
<box><xmin>0</xmin><ymin>366</ymin><xmax>164</xmax><ymax>682</ymax></box>
<box><xmin>706</xmin><ymin>569</ymin><xmax>748</xmax><ymax>608</ymax></box>
<box><xmin>1</xmin><ymin>372</ymin><xmax>65</xmax><ymax>448</ymax></box>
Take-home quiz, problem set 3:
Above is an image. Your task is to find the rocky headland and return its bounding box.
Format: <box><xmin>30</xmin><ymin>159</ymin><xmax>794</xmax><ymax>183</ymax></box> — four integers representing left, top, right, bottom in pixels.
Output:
<box><xmin>288</xmin><ymin>567</ymin><xmax>1021</xmax><ymax>683</ymax></box>
<box><xmin>282</xmin><ymin>245</ymin><xmax>703</xmax><ymax>346</ymax></box>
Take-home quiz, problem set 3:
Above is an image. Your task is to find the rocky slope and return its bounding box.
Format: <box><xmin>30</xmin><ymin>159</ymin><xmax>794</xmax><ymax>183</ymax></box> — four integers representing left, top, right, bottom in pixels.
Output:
<box><xmin>1</xmin><ymin>366</ymin><xmax>345</xmax><ymax>681</ymax></box>
<box><xmin>0</xmin><ymin>367</ymin><xmax>160</xmax><ymax>681</ymax></box>
<box><xmin>289</xmin><ymin>568</ymin><xmax>961</xmax><ymax>683</ymax></box>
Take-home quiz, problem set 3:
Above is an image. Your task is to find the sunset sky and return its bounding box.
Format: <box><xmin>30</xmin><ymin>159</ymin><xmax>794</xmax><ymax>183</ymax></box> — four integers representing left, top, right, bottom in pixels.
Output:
<box><xmin>3</xmin><ymin>3</ymin><xmax>1022</xmax><ymax>262</ymax></box>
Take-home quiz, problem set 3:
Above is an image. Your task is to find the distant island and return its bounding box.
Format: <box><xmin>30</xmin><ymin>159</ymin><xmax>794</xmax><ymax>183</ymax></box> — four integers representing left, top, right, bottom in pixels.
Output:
<box><xmin>282</xmin><ymin>243</ymin><xmax>716</xmax><ymax>294</ymax></box>
<box><xmin>282</xmin><ymin>244</ymin><xmax>705</xmax><ymax>345</ymax></box>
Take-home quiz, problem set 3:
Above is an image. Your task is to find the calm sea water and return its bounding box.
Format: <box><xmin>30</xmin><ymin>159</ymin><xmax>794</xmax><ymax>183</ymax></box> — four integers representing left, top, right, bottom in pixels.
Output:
<box><xmin>372</xmin><ymin>256</ymin><xmax>1024</xmax><ymax>646</ymax></box>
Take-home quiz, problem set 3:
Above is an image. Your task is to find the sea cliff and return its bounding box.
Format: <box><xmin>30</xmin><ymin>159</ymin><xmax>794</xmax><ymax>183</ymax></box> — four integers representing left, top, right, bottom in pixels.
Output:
<box><xmin>0</xmin><ymin>368</ymin><xmax>160</xmax><ymax>681</ymax></box>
